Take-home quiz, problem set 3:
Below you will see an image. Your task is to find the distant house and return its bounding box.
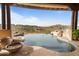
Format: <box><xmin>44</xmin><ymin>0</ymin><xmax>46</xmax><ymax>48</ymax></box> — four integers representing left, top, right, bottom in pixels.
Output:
<box><xmin>34</xmin><ymin>27</ymin><xmax>42</xmax><ymax>32</ymax></box>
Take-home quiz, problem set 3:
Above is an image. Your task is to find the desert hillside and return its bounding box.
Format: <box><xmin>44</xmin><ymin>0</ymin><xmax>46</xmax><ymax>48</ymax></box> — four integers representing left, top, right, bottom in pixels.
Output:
<box><xmin>0</xmin><ymin>24</ymin><xmax>70</xmax><ymax>34</ymax></box>
<box><xmin>11</xmin><ymin>24</ymin><xmax>70</xmax><ymax>34</ymax></box>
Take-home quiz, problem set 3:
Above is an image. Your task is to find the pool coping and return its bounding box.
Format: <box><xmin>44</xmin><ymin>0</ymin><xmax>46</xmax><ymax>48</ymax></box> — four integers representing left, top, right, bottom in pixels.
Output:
<box><xmin>53</xmin><ymin>35</ymin><xmax>77</xmax><ymax>49</ymax></box>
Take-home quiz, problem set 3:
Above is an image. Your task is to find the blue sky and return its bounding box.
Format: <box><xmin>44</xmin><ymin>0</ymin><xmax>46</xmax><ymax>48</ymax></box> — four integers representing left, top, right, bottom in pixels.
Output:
<box><xmin>0</xmin><ymin>5</ymin><xmax>77</xmax><ymax>26</ymax></box>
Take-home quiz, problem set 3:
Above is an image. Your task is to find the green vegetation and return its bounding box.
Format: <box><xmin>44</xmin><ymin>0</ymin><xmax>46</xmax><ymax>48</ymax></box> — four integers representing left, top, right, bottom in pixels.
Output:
<box><xmin>0</xmin><ymin>24</ymin><xmax>69</xmax><ymax>34</ymax></box>
<box><xmin>11</xmin><ymin>24</ymin><xmax>69</xmax><ymax>34</ymax></box>
<box><xmin>72</xmin><ymin>29</ymin><xmax>79</xmax><ymax>40</ymax></box>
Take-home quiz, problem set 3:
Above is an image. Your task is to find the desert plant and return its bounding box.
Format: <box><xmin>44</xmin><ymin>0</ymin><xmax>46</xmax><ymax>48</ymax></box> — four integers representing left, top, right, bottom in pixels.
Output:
<box><xmin>72</xmin><ymin>30</ymin><xmax>79</xmax><ymax>40</ymax></box>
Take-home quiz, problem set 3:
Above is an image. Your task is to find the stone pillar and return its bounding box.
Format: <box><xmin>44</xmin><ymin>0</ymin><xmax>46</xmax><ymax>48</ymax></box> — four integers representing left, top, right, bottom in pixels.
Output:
<box><xmin>1</xmin><ymin>4</ymin><xmax>11</xmax><ymax>37</ymax></box>
<box><xmin>71</xmin><ymin>10</ymin><xmax>78</xmax><ymax>40</ymax></box>
<box><xmin>6</xmin><ymin>4</ymin><xmax>11</xmax><ymax>30</ymax></box>
<box><xmin>72</xmin><ymin>10</ymin><xmax>78</xmax><ymax>31</ymax></box>
<box><xmin>1</xmin><ymin>4</ymin><xmax>6</xmax><ymax>29</ymax></box>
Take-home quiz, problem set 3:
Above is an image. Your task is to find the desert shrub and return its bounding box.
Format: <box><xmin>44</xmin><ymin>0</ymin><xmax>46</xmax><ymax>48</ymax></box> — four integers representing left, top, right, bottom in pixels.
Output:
<box><xmin>72</xmin><ymin>29</ymin><xmax>79</xmax><ymax>40</ymax></box>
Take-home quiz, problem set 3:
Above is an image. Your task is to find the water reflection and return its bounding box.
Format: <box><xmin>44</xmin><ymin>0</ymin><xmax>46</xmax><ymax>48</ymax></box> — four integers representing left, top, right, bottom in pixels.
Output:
<box><xmin>24</xmin><ymin>34</ymin><xmax>75</xmax><ymax>52</ymax></box>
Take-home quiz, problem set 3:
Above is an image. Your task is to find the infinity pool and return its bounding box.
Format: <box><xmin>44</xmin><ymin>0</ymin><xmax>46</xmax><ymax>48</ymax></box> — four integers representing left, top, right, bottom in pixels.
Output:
<box><xmin>24</xmin><ymin>34</ymin><xmax>75</xmax><ymax>52</ymax></box>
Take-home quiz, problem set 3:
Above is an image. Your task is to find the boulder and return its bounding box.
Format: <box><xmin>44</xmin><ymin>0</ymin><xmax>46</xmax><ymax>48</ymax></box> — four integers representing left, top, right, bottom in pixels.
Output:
<box><xmin>5</xmin><ymin>43</ymin><xmax>23</xmax><ymax>53</ymax></box>
<box><xmin>0</xmin><ymin>49</ymin><xmax>10</xmax><ymax>56</ymax></box>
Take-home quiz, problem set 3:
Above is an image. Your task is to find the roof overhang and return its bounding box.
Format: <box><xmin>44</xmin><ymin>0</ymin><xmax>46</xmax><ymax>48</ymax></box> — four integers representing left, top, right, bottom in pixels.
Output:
<box><xmin>10</xmin><ymin>3</ymin><xmax>70</xmax><ymax>10</ymax></box>
<box><xmin>1</xmin><ymin>3</ymin><xmax>79</xmax><ymax>11</ymax></box>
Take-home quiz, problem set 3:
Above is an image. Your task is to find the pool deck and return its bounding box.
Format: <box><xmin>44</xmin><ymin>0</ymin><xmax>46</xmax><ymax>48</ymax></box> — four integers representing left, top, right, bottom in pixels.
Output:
<box><xmin>10</xmin><ymin>41</ymin><xmax>79</xmax><ymax>56</ymax></box>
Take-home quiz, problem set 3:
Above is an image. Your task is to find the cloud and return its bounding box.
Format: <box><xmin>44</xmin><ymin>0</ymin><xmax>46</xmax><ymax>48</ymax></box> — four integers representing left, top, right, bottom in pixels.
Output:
<box><xmin>11</xmin><ymin>11</ymin><xmax>39</xmax><ymax>25</ymax></box>
<box><xmin>11</xmin><ymin>10</ymin><xmax>57</xmax><ymax>26</ymax></box>
<box><xmin>10</xmin><ymin>10</ymin><xmax>73</xmax><ymax>26</ymax></box>
<box><xmin>0</xmin><ymin>7</ymin><xmax>54</xmax><ymax>26</ymax></box>
<box><xmin>0</xmin><ymin>7</ymin><xmax>72</xmax><ymax>26</ymax></box>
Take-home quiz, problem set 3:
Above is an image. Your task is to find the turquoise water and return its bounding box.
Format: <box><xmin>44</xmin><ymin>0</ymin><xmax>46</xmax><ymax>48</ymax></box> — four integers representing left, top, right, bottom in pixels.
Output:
<box><xmin>24</xmin><ymin>34</ymin><xmax>75</xmax><ymax>52</ymax></box>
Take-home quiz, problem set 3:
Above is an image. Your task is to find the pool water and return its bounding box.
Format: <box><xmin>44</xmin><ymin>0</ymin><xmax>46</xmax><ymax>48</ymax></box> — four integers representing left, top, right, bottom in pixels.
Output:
<box><xmin>24</xmin><ymin>34</ymin><xmax>75</xmax><ymax>52</ymax></box>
